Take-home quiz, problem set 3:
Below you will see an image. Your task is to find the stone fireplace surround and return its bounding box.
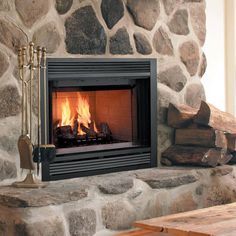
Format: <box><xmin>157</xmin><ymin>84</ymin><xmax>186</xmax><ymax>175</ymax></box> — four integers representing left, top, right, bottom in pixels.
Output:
<box><xmin>0</xmin><ymin>0</ymin><xmax>220</xmax><ymax>235</ymax></box>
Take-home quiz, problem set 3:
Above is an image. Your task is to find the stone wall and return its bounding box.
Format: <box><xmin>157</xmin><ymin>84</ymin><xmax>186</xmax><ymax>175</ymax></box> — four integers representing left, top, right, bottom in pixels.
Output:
<box><xmin>0</xmin><ymin>0</ymin><xmax>206</xmax><ymax>181</ymax></box>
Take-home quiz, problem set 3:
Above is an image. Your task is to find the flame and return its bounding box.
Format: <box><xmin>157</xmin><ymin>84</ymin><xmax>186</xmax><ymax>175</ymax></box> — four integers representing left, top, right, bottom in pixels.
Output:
<box><xmin>59</xmin><ymin>92</ymin><xmax>97</xmax><ymax>136</ymax></box>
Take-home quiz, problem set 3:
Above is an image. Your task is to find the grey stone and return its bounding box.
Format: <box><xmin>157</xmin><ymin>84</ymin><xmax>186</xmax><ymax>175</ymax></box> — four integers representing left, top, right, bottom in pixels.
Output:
<box><xmin>65</xmin><ymin>6</ymin><xmax>107</xmax><ymax>54</ymax></box>
<box><xmin>0</xmin><ymin>85</ymin><xmax>21</xmax><ymax>118</ymax></box>
<box><xmin>33</xmin><ymin>22</ymin><xmax>61</xmax><ymax>53</ymax></box>
<box><xmin>127</xmin><ymin>0</ymin><xmax>160</xmax><ymax>30</ymax></box>
<box><xmin>15</xmin><ymin>0</ymin><xmax>49</xmax><ymax>28</ymax></box>
<box><xmin>98</xmin><ymin>178</ymin><xmax>133</xmax><ymax>194</ymax></box>
<box><xmin>102</xmin><ymin>200</ymin><xmax>136</xmax><ymax>230</ymax></box>
<box><xmin>158</xmin><ymin>65</ymin><xmax>187</xmax><ymax>92</ymax></box>
<box><xmin>195</xmin><ymin>184</ymin><xmax>204</xmax><ymax>195</ymax></box>
<box><xmin>184</xmin><ymin>82</ymin><xmax>205</xmax><ymax>108</ymax></box>
<box><xmin>168</xmin><ymin>9</ymin><xmax>189</xmax><ymax>35</ymax></box>
<box><xmin>134</xmin><ymin>32</ymin><xmax>152</xmax><ymax>55</ymax></box>
<box><xmin>0</xmin><ymin>182</ymin><xmax>88</xmax><ymax>207</ymax></box>
<box><xmin>153</xmin><ymin>27</ymin><xmax>173</xmax><ymax>55</ymax></box>
<box><xmin>199</xmin><ymin>52</ymin><xmax>207</xmax><ymax>77</ymax></box>
<box><xmin>211</xmin><ymin>166</ymin><xmax>233</xmax><ymax>177</ymax></box>
<box><xmin>190</xmin><ymin>4</ymin><xmax>206</xmax><ymax>46</ymax></box>
<box><xmin>0</xmin><ymin>51</ymin><xmax>9</xmax><ymax>78</ymax></box>
<box><xmin>15</xmin><ymin>217</ymin><xmax>65</xmax><ymax>236</ymax></box>
<box><xmin>110</xmin><ymin>27</ymin><xmax>133</xmax><ymax>54</ymax></box>
<box><xmin>136</xmin><ymin>168</ymin><xmax>198</xmax><ymax>189</ymax></box>
<box><xmin>162</xmin><ymin>0</ymin><xmax>183</xmax><ymax>15</ymax></box>
<box><xmin>185</xmin><ymin>0</ymin><xmax>203</xmax><ymax>2</ymax></box>
<box><xmin>67</xmin><ymin>209</ymin><xmax>96</xmax><ymax>236</ymax></box>
<box><xmin>101</xmin><ymin>0</ymin><xmax>124</xmax><ymax>29</ymax></box>
<box><xmin>179</xmin><ymin>40</ymin><xmax>200</xmax><ymax>76</ymax></box>
<box><xmin>0</xmin><ymin>1</ymin><xmax>10</xmax><ymax>11</ymax></box>
<box><xmin>0</xmin><ymin>159</ymin><xmax>17</xmax><ymax>180</ymax></box>
<box><xmin>0</xmin><ymin>19</ymin><xmax>27</xmax><ymax>54</ymax></box>
<box><xmin>55</xmin><ymin>0</ymin><xmax>73</xmax><ymax>15</ymax></box>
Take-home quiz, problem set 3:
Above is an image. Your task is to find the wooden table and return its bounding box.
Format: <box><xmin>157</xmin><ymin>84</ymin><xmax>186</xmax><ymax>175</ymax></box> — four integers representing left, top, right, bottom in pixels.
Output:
<box><xmin>134</xmin><ymin>202</ymin><xmax>236</xmax><ymax>236</ymax></box>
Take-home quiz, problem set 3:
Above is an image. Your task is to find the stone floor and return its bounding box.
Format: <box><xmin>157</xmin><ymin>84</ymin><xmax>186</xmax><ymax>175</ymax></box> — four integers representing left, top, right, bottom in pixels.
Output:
<box><xmin>0</xmin><ymin>166</ymin><xmax>236</xmax><ymax>236</ymax></box>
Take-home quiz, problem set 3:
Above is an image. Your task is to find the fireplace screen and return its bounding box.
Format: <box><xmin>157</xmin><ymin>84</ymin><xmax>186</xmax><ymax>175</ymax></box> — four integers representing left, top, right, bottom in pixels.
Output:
<box><xmin>52</xmin><ymin>89</ymin><xmax>137</xmax><ymax>152</ymax></box>
<box><xmin>42</xmin><ymin>59</ymin><xmax>157</xmax><ymax>181</ymax></box>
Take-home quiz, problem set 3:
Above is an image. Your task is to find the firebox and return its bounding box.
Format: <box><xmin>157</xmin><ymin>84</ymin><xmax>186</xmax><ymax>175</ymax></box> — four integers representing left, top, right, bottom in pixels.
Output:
<box><xmin>41</xmin><ymin>59</ymin><xmax>157</xmax><ymax>181</ymax></box>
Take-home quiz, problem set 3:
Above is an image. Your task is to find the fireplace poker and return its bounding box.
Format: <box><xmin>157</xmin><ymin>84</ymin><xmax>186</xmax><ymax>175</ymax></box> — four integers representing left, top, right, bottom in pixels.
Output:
<box><xmin>29</xmin><ymin>42</ymin><xmax>34</xmax><ymax>139</ymax></box>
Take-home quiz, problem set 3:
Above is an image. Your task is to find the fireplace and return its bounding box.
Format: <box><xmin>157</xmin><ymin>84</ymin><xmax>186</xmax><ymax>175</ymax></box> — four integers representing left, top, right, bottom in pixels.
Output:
<box><xmin>41</xmin><ymin>59</ymin><xmax>157</xmax><ymax>181</ymax></box>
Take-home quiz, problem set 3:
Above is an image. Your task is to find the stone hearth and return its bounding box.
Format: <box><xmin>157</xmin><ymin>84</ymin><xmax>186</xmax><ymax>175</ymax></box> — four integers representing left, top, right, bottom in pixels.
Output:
<box><xmin>0</xmin><ymin>166</ymin><xmax>236</xmax><ymax>235</ymax></box>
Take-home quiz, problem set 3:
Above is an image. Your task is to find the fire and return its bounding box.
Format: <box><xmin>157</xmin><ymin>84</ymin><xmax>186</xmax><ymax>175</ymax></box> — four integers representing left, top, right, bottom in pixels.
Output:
<box><xmin>59</xmin><ymin>92</ymin><xmax>97</xmax><ymax>135</ymax></box>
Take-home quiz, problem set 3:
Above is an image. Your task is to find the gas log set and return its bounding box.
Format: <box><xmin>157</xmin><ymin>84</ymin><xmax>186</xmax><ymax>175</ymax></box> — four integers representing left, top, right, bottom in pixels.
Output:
<box><xmin>162</xmin><ymin>101</ymin><xmax>236</xmax><ymax>167</ymax></box>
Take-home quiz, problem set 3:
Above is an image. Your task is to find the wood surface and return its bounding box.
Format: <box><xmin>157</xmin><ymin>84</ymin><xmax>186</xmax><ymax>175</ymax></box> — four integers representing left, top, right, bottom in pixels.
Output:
<box><xmin>116</xmin><ymin>229</ymin><xmax>174</xmax><ymax>236</ymax></box>
<box><xmin>134</xmin><ymin>202</ymin><xmax>236</xmax><ymax>236</ymax></box>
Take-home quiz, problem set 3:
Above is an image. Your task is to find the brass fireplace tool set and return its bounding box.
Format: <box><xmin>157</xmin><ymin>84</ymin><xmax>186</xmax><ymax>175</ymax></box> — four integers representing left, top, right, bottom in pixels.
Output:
<box><xmin>13</xmin><ymin>42</ymin><xmax>55</xmax><ymax>188</ymax></box>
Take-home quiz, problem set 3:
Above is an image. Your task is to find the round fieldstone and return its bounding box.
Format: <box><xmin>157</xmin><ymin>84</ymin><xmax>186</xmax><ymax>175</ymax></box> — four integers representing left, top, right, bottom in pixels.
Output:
<box><xmin>168</xmin><ymin>9</ymin><xmax>189</xmax><ymax>35</ymax></box>
<box><xmin>0</xmin><ymin>1</ymin><xmax>10</xmax><ymax>11</ymax></box>
<box><xmin>67</xmin><ymin>209</ymin><xmax>96</xmax><ymax>236</ymax></box>
<box><xmin>65</xmin><ymin>6</ymin><xmax>107</xmax><ymax>54</ymax></box>
<box><xmin>101</xmin><ymin>0</ymin><xmax>124</xmax><ymax>29</ymax></box>
<box><xmin>0</xmin><ymin>158</ymin><xmax>17</xmax><ymax>181</ymax></box>
<box><xmin>189</xmin><ymin>4</ymin><xmax>206</xmax><ymax>46</ymax></box>
<box><xmin>55</xmin><ymin>0</ymin><xmax>73</xmax><ymax>15</ymax></box>
<box><xmin>98</xmin><ymin>177</ymin><xmax>133</xmax><ymax>194</ymax></box>
<box><xmin>15</xmin><ymin>0</ymin><xmax>49</xmax><ymax>28</ymax></box>
<box><xmin>179</xmin><ymin>40</ymin><xmax>200</xmax><ymax>76</ymax></box>
<box><xmin>162</xmin><ymin>0</ymin><xmax>183</xmax><ymax>15</ymax></box>
<box><xmin>0</xmin><ymin>51</ymin><xmax>9</xmax><ymax>78</ymax></box>
<box><xmin>198</xmin><ymin>52</ymin><xmax>207</xmax><ymax>77</ymax></box>
<box><xmin>0</xmin><ymin>19</ymin><xmax>27</xmax><ymax>54</ymax></box>
<box><xmin>153</xmin><ymin>27</ymin><xmax>173</xmax><ymax>56</ymax></box>
<box><xmin>33</xmin><ymin>22</ymin><xmax>61</xmax><ymax>53</ymax></box>
<box><xmin>127</xmin><ymin>0</ymin><xmax>160</xmax><ymax>30</ymax></box>
<box><xmin>134</xmin><ymin>32</ymin><xmax>152</xmax><ymax>55</ymax></box>
<box><xmin>184</xmin><ymin>82</ymin><xmax>206</xmax><ymax>108</ymax></box>
<box><xmin>110</xmin><ymin>27</ymin><xmax>133</xmax><ymax>54</ymax></box>
<box><xmin>0</xmin><ymin>85</ymin><xmax>21</xmax><ymax>118</ymax></box>
<box><xmin>158</xmin><ymin>65</ymin><xmax>187</xmax><ymax>92</ymax></box>
<box><xmin>102</xmin><ymin>200</ymin><xmax>136</xmax><ymax>230</ymax></box>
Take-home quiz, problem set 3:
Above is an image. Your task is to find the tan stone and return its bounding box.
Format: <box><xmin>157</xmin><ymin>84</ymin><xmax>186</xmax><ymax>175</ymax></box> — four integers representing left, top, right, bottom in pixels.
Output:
<box><xmin>198</xmin><ymin>52</ymin><xmax>207</xmax><ymax>77</ymax></box>
<box><xmin>15</xmin><ymin>0</ymin><xmax>49</xmax><ymax>28</ymax></box>
<box><xmin>33</xmin><ymin>22</ymin><xmax>61</xmax><ymax>53</ymax></box>
<box><xmin>190</xmin><ymin>4</ymin><xmax>206</xmax><ymax>46</ymax></box>
<box><xmin>179</xmin><ymin>40</ymin><xmax>200</xmax><ymax>76</ymax></box>
<box><xmin>162</xmin><ymin>0</ymin><xmax>183</xmax><ymax>15</ymax></box>
<box><xmin>0</xmin><ymin>51</ymin><xmax>9</xmax><ymax>78</ymax></box>
<box><xmin>170</xmin><ymin>192</ymin><xmax>197</xmax><ymax>214</ymax></box>
<box><xmin>0</xmin><ymin>19</ymin><xmax>27</xmax><ymax>54</ymax></box>
<box><xmin>153</xmin><ymin>27</ymin><xmax>173</xmax><ymax>55</ymax></box>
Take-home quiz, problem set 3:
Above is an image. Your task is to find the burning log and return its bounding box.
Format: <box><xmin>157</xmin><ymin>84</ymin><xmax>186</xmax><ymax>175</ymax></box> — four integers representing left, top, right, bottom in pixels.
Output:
<box><xmin>100</xmin><ymin>122</ymin><xmax>112</xmax><ymax>141</ymax></box>
<box><xmin>162</xmin><ymin>145</ymin><xmax>232</xmax><ymax>167</ymax></box>
<box><xmin>167</xmin><ymin>103</ymin><xmax>198</xmax><ymax>128</ymax></box>
<box><xmin>81</xmin><ymin>123</ymin><xmax>97</xmax><ymax>138</ymax></box>
<box><xmin>55</xmin><ymin>125</ymin><xmax>76</xmax><ymax>147</ymax></box>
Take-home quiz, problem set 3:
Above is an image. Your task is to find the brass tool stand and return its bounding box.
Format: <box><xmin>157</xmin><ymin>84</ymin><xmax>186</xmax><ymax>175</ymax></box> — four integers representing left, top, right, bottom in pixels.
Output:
<box><xmin>13</xmin><ymin>42</ymin><xmax>48</xmax><ymax>188</ymax></box>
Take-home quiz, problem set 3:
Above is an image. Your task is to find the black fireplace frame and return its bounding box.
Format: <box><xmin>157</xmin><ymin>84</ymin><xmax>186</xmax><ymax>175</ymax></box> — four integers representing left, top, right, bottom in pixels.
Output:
<box><xmin>41</xmin><ymin>58</ymin><xmax>157</xmax><ymax>181</ymax></box>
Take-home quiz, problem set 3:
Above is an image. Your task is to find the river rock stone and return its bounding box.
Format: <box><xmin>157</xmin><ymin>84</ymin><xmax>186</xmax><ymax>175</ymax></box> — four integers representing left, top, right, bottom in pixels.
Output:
<box><xmin>168</xmin><ymin>9</ymin><xmax>189</xmax><ymax>35</ymax></box>
<box><xmin>33</xmin><ymin>22</ymin><xmax>61</xmax><ymax>53</ymax></box>
<box><xmin>0</xmin><ymin>1</ymin><xmax>10</xmax><ymax>11</ymax></box>
<box><xmin>102</xmin><ymin>200</ymin><xmax>136</xmax><ymax>230</ymax></box>
<box><xmin>136</xmin><ymin>168</ymin><xmax>198</xmax><ymax>189</ymax></box>
<box><xmin>67</xmin><ymin>209</ymin><xmax>96</xmax><ymax>236</ymax></box>
<box><xmin>0</xmin><ymin>182</ymin><xmax>88</xmax><ymax>207</ymax></box>
<box><xmin>0</xmin><ymin>85</ymin><xmax>21</xmax><ymax>118</ymax></box>
<box><xmin>134</xmin><ymin>32</ymin><xmax>152</xmax><ymax>55</ymax></box>
<box><xmin>179</xmin><ymin>40</ymin><xmax>200</xmax><ymax>76</ymax></box>
<box><xmin>65</xmin><ymin>6</ymin><xmax>107</xmax><ymax>54</ymax></box>
<box><xmin>210</xmin><ymin>166</ymin><xmax>233</xmax><ymax>177</ymax></box>
<box><xmin>101</xmin><ymin>0</ymin><xmax>124</xmax><ymax>29</ymax></box>
<box><xmin>0</xmin><ymin>19</ymin><xmax>27</xmax><ymax>54</ymax></box>
<box><xmin>127</xmin><ymin>0</ymin><xmax>160</xmax><ymax>30</ymax></box>
<box><xmin>153</xmin><ymin>27</ymin><xmax>173</xmax><ymax>55</ymax></box>
<box><xmin>184</xmin><ymin>82</ymin><xmax>205</xmax><ymax>108</ymax></box>
<box><xmin>98</xmin><ymin>177</ymin><xmax>133</xmax><ymax>194</ymax></box>
<box><xmin>162</xmin><ymin>0</ymin><xmax>183</xmax><ymax>15</ymax></box>
<box><xmin>199</xmin><ymin>52</ymin><xmax>207</xmax><ymax>77</ymax></box>
<box><xmin>190</xmin><ymin>4</ymin><xmax>206</xmax><ymax>46</ymax></box>
<box><xmin>15</xmin><ymin>217</ymin><xmax>65</xmax><ymax>236</ymax></box>
<box><xmin>158</xmin><ymin>65</ymin><xmax>187</xmax><ymax>92</ymax></box>
<box><xmin>110</xmin><ymin>27</ymin><xmax>133</xmax><ymax>54</ymax></box>
<box><xmin>0</xmin><ymin>158</ymin><xmax>17</xmax><ymax>180</ymax></box>
<box><xmin>55</xmin><ymin>0</ymin><xmax>73</xmax><ymax>15</ymax></box>
<box><xmin>0</xmin><ymin>51</ymin><xmax>9</xmax><ymax>78</ymax></box>
<box><xmin>15</xmin><ymin>0</ymin><xmax>49</xmax><ymax>27</ymax></box>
